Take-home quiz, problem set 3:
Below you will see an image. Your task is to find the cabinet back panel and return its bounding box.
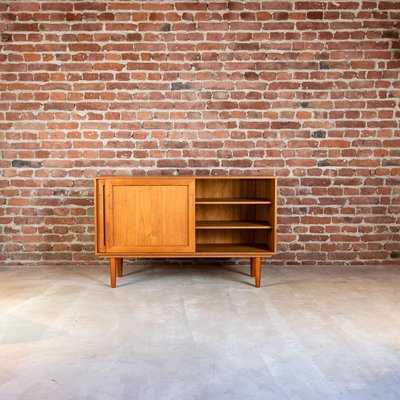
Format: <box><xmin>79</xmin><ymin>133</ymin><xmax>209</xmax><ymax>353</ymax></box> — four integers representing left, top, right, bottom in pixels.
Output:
<box><xmin>196</xmin><ymin>229</ymin><xmax>269</xmax><ymax>245</ymax></box>
<box><xmin>196</xmin><ymin>204</ymin><xmax>269</xmax><ymax>223</ymax></box>
<box><xmin>196</xmin><ymin>179</ymin><xmax>272</xmax><ymax>200</ymax></box>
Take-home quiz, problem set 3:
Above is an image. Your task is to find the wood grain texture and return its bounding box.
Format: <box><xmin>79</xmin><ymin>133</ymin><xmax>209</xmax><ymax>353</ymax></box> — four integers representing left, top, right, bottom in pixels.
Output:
<box><xmin>253</xmin><ymin>257</ymin><xmax>261</xmax><ymax>288</ymax></box>
<box><xmin>110</xmin><ymin>258</ymin><xmax>117</xmax><ymax>288</ymax></box>
<box><xmin>196</xmin><ymin>244</ymin><xmax>270</xmax><ymax>254</ymax></box>
<box><xmin>196</xmin><ymin>203</ymin><xmax>268</xmax><ymax>223</ymax></box>
<box><xmin>196</xmin><ymin>221</ymin><xmax>272</xmax><ymax>229</ymax></box>
<box><xmin>102</xmin><ymin>251</ymin><xmax>273</xmax><ymax>258</ymax></box>
<box><xmin>195</xmin><ymin>178</ymin><xmax>276</xmax><ymax>255</ymax></box>
<box><xmin>94</xmin><ymin>178</ymin><xmax>106</xmax><ymax>254</ymax></box>
<box><xmin>251</xmin><ymin>257</ymin><xmax>256</xmax><ymax>277</ymax></box>
<box><xmin>117</xmin><ymin>258</ymin><xmax>123</xmax><ymax>277</ymax></box>
<box><xmin>196</xmin><ymin>198</ymin><xmax>272</xmax><ymax>205</ymax></box>
<box><xmin>94</xmin><ymin>176</ymin><xmax>276</xmax><ymax>259</ymax></box>
<box><xmin>105</xmin><ymin>178</ymin><xmax>195</xmax><ymax>253</ymax></box>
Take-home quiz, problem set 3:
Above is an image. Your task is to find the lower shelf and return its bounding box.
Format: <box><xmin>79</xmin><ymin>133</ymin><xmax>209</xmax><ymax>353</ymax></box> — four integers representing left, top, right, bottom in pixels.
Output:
<box><xmin>196</xmin><ymin>243</ymin><xmax>271</xmax><ymax>254</ymax></box>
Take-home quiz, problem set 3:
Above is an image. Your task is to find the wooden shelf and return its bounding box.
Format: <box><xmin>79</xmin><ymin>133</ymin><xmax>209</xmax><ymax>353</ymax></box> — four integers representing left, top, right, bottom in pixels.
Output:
<box><xmin>196</xmin><ymin>221</ymin><xmax>272</xmax><ymax>229</ymax></box>
<box><xmin>196</xmin><ymin>198</ymin><xmax>272</xmax><ymax>205</ymax></box>
<box><xmin>196</xmin><ymin>243</ymin><xmax>271</xmax><ymax>253</ymax></box>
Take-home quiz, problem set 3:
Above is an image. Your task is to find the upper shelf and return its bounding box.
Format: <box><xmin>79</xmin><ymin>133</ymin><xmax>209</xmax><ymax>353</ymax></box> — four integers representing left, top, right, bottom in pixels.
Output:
<box><xmin>196</xmin><ymin>198</ymin><xmax>272</xmax><ymax>205</ymax></box>
<box><xmin>196</xmin><ymin>221</ymin><xmax>273</xmax><ymax>229</ymax></box>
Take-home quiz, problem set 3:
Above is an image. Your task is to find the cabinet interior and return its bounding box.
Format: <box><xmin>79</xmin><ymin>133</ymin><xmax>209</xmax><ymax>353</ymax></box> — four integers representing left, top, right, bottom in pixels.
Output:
<box><xmin>195</xmin><ymin>179</ymin><xmax>276</xmax><ymax>254</ymax></box>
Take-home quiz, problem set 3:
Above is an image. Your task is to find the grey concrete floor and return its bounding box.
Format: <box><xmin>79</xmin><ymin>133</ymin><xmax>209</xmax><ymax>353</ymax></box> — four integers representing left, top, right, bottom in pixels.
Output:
<box><xmin>0</xmin><ymin>264</ymin><xmax>400</xmax><ymax>400</ymax></box>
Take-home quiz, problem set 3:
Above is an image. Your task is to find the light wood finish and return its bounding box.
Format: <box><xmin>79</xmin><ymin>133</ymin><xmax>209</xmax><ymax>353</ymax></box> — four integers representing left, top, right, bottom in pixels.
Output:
<box><xmin>253</xmin><ymin>257</ymin><xmax>261</xmax><ymax>287</ymax></box>
<box><xmin>250</xmin><ymin>257</ymin><xmax>255</xmax><ymax>277</ymax></box>
<box><xmin>110</xmin><ymin>258</ymin><xmax>117</xmax><ymax>288</ymax></box>
<box><xmin>196</xmin><ymin>221</ymin><xmax>272</xmax><ymax>229</ymax></box>
<box><xmin>105</xmin><ymin>178</ymin><xmax>195</xmax><ymax>253</ymax></box>
<box><xmin>196</xmin><ymin>203</ymin><xmax>269</xmax><ymax>223</ymax></box>
<box><xmin>102</xmin><ymin>250</ymin><xmax>272</xmax><ymax>258</ymax></box>
<box><xmin>194</xmin><ymin>179</ymin><xmax>275</xmax><ymax>258</ymax></box>
<box><xmin>196</xmin><ymin>178</ymin><xmax>269</xmax><ymax>200</ymax></box>
<box><xmin>94</xmin><ymin>178</ymin><xmax>106</xmax><ymax>254</ymax></box>
<box><xmin>195</xmin><ymin>228</ymin><xmax>268</xmax><ymax>246</ymax></box>
<box><xmin>196</xmin><ymin>198</ymin><xmax>272</xmax><ymax>205</ymax></box>
<box><xmin>94</xmin><ymin>176</ymin><xmax>277</xmax><ymax>288</ymax></box>
<box><xmin>117</xmin><ymin>258</ymin><xmax>123</xmax><ymax>277</ymax></box>
<box><xmin>196</xmin><ymin>243</ymin><xmax>269</xmax><ymax>254</ymax></box>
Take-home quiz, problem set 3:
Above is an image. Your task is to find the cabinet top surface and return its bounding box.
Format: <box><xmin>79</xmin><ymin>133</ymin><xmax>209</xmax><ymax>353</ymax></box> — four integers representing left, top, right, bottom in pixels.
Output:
<box><xmin>95</xmin><ymin>176</ymin><xmax>277</xmax><ymax>180</ymax></box>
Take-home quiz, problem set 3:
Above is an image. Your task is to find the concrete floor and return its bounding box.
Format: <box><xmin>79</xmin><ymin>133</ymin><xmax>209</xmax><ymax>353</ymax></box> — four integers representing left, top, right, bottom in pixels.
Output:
<box><xmin>0</xmin><ymin>264</ymin><xmax>400</xmax><ymax>400</ymax></box>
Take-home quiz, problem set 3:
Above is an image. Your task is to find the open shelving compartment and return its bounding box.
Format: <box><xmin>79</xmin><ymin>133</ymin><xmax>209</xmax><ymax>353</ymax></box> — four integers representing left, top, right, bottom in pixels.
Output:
<box><xmin>195</xmin><ymin>177</ymin><xmax>277</xmax><ymax>255</ymax></box>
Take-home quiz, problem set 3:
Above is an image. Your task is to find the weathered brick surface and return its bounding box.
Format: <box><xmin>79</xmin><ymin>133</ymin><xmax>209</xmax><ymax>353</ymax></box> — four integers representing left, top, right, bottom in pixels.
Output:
<box><xmin>1</xmin><ymin>1</ymin><xmax>399</xmax><ymax>266</ymax></box>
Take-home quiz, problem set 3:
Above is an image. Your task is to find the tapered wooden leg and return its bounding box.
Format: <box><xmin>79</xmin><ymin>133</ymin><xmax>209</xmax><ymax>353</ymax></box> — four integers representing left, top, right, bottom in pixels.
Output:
<box><xmin>253</xmin><ymin>257</ymin><xmax>261</xmax><ymax>288</ymax></box>
<box><xmin>250</xmin><ymin>258</ymin><xmax>255</xmax><ymax>277</ymax></box>
<box><xmin>117</xmin><ymin>258</ymin><xmax>123</xmax><ymax>277</ymax></box>
<box><xmin>110</xmin><ymin>258</ymin><xmax>117</xmax><ymax>288</ymax></box>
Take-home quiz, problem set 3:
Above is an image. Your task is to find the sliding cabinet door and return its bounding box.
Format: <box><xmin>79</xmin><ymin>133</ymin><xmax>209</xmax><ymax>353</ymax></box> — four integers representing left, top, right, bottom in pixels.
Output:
<box><xmin>103</xmin><ymin>178</ymin><xmax>195</xmax><ymax>253</ymax></box>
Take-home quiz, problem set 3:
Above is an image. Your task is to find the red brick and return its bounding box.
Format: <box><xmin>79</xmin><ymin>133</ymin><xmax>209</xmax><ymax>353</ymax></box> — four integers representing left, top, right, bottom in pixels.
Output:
<box><xmin>74</xmin><ymin>2</ymin><xmax>107</xmax><ymax>11</ymax></box>
<box><xmin>295</xmin><ymin>2</ymin><xmax>327</xmax><ymax>10</ymax></box>
<box><xmin>127</xmin><ymin>62</ymin><xmax>159</xmax><ymax>70</ymax></box>
<box><xmin>71</xmin><ymin>23</ymin><xmax>103</xmax><ymax>31</ymax></box>
<box><xmin>7</xmin><ymin>23</ymin><xmax>39</xmax><ymax>31</ymax></box>
<box><xmin>41</xmin><ymin>3</ymin><xmax>73</xmax><ymax>11</ymax></box>
<box><xmin>262</xmin><ymin>2</ymin><xmax>293</xmax><ymax>10</ymax></box>
<box><xmin>68</xmin><ymin>43</ymin><xmax>101</xmax><ymax>52</ymax></box>
<box><xmin>379</xmin><ymin>2</ymin><xmax>400</xmax><ymax>10</ymax></box>
<box><xmin>94</xmin><ymin>63</ymin><xmax>125</xmax><ymax>71</ymax></box>
<box><xmin>10</xmin><ymin>3</ymin><xmax>40</xmax><ymax>11</ymax></box>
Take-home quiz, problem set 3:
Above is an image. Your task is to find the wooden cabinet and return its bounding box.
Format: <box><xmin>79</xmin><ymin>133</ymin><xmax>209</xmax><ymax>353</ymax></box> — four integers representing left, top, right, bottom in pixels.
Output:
<box><xmin>95</xmin><ymin>176</ymin><xmax>277</xmax><ymax>288</ymax></box>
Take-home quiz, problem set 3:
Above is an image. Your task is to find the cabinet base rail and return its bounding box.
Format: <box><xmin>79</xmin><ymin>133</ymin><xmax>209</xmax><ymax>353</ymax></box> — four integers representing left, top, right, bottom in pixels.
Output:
<box><xmin>109</xmin><ymin>257</ymin><xmax>263</xmax><ymax>288</ymax></box>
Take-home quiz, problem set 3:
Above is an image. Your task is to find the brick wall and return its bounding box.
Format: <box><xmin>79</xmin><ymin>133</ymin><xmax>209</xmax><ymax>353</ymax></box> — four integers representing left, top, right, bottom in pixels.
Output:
<box><xmin>1</xmin><ymin>1</ymin><xmax>399</xmax><ymax>266</ymax></box>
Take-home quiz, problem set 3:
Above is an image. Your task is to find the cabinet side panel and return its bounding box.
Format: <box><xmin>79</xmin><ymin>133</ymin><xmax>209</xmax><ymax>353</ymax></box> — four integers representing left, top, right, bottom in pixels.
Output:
<box><xmin>95</xmin><ymin>178</ymin><xmax>106</xmax><ymax>254</ymax></box>
<box><xmin>188</xmin><ymin>179</ymin><xmax>196</xmax><ymax>252</ymax></box>
<box><xmin>265</xmin><ymin>178</ymin><xmax>277</xmax><ymax>254</ymax></box>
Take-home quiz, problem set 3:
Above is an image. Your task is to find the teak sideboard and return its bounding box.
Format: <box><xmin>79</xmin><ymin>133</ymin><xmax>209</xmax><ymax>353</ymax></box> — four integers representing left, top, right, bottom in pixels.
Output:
<box><xmin>94</xmin><ymin>176</ymin><xmax>277</xmax><ymax>288</ymax></box>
